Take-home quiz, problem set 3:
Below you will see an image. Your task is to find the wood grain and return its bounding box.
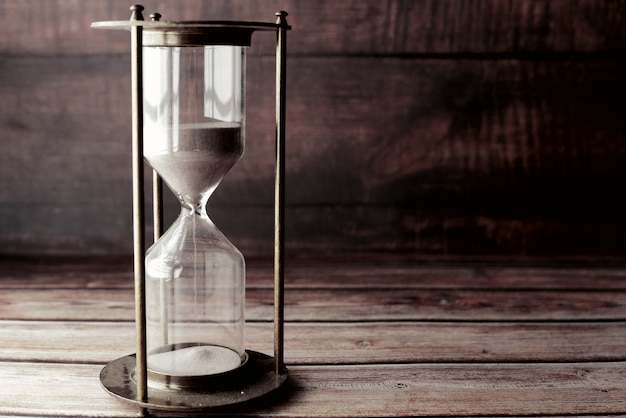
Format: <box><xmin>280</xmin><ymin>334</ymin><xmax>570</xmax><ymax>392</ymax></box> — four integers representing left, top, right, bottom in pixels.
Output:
<box><xmin>2</xmin><ymin>256</ymin><xmax>626</xmax><ymax>290</ymax></box>
<box><xmin>3</xmin><ymin>286</ymin><xmax>626</xmax><ymax>322</ymax></box>
<box><xmin>280</xmin><ymin>363</ymin><xmax>626</xmax><ymax>417</ymax></box>
<box><xmin>1</xmin><ymin>0</ymin><xmax>625</xmax><ymax>257</ymax></box>
<box><xmin>2</xmin><ymin>320</ymin><xmax>626</xmax><ymax>365</ymax></box>
<box><xmin>1</xmin><ymin>256</ymin><xmax>626</xmax><ymax>416</ymax></box>
<box><xmin>1</xmin><ymin>361</ymin><xmax>626</xmax><ymax>417</ymax></box>
<box><xmin>2</xmin><ymin>0</ymin><xmax>625</xmax><ymax>55</ymax></box>
<box><xmin>1</xmin><ymin>54</ymin><xmax>625</xmax><ymax>255</ymax></box>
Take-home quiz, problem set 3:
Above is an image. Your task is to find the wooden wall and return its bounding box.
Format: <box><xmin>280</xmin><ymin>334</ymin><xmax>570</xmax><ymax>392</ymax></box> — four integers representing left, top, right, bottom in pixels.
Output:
<box><xmin>1</xmin><ymin>0</ymin><xmax>625</xmax><ymax>257</ymax></box>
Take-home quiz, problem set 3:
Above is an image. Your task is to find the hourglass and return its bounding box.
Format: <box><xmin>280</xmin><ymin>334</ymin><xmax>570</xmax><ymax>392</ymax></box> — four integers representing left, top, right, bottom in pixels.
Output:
<box><xmin>92</xmin><ymin>5</ymin><xmax>289</xmax><ymax>411</ymax></box>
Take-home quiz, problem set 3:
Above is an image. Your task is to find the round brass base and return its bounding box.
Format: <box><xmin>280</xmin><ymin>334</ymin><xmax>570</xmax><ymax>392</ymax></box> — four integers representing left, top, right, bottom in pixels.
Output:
<box><xmin>100</xmin><ymin>350</ymin><xmax>288</xmax><ymax>411</ymax></box>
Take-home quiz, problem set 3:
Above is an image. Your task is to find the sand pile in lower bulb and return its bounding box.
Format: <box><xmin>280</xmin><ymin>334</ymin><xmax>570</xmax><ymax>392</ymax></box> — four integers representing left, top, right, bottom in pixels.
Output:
<box><xmin>148</xmin><ymin>345</ymin><xmax>241</xmax><ymax>376</ymax></box>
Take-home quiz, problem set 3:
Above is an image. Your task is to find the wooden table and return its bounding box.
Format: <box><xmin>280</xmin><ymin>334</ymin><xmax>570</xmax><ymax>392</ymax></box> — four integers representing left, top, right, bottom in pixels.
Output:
<box><xmin>1</xmin><ymin>255</ymin><xmax>626</xmax><ymax>416</ymax></box>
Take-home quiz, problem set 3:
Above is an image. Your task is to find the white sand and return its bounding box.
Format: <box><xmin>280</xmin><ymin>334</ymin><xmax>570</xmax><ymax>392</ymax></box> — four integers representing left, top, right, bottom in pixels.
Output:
<box><xmin>145</xmin><ymin>122</ymin><xmax>243</xmax><ymax>204</ymax></box>
<box><xmin>148</xmin><ymin>345</ymin><xmax>242</xmax><ymax>376</ymax></box>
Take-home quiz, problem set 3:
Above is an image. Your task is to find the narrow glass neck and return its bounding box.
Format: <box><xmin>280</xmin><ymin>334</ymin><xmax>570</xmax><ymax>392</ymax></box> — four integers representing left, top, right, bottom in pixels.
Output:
<box><xmin>180</xmin><ymin>198</ymin><xmax>210</xmax><ymax>218</ymax></box>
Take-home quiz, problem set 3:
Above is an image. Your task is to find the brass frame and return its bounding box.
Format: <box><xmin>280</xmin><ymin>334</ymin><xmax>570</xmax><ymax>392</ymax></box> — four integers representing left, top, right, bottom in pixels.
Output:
<box><xmin>91</xmin><ymin>4</ymin><xmax>290</xmax><ymax>412</ymax></box>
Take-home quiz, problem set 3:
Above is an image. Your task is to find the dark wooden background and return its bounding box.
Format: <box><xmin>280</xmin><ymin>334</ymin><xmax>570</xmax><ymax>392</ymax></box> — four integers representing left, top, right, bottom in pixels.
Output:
<box><xmin>1</xmin><ymin>0</ymin><xmax>625</xmax><ymax>257</ymax></box>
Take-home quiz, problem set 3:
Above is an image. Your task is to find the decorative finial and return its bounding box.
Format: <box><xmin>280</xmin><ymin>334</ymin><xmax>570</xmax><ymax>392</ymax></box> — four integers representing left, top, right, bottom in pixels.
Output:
<box><xmin>275</xmin><ymin>10</ymin><xmax>288</xmax><ymax>26</ymax></box>
<box><xmin>150</xmin><ymin>12</ymin><xmax>162</xmax><ymax>21</ymax></box>
<box><xmin>130</xmin><ymin>4</ymin><xmax>145</xmax><ymax>21</ymax></box>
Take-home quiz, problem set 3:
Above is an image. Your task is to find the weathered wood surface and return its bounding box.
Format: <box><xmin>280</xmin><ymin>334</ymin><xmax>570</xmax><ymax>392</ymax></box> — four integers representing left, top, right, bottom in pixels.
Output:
<box><xmin>2</xmin><ymin>0</ymin><xmax>625</xmax><ymax>55</ymax></box>
<box><xmin>2</xmin><ymin>257</ymin><xmax>626</xmax><ymax>322</ymax></box>
<box><xmin>1</xmin><ymin>54</ymin><xmax>625</xmax><ymax>255</ymax></box>
<box><xmin>4</xmin><ymin>255</ymin><xmax>626</xmax><ymax>289</ymax></box>
<box><xmin>1</xmin><ymin>256</ymin><xmax>626</xmax><ymax>417</ymax></box>
<box><xmin>3</xmin><ymin>361</ymin><xmax>626</xmax><ymax>417</ymax></box>
<box><xmin>4</xmin><ymin>287</ymin><xmax>626</xmax><ymax>322</ymax></box>
<box><xmin>3</xmin><ymin>320</ymin><xmax>626</xmax><ymax>364</ymax></box>
<box><xmin>1</xmin><ymin>0</ymin><xmax>625</xmax><ymax>257</ymax></box>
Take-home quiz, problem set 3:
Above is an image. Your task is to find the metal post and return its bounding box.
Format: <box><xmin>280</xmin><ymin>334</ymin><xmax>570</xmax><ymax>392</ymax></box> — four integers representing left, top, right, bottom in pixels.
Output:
<box><xmin>274</xmin><ymin>11</ymin><xmax>288</xmax><ymax>375</ymax></box>
<box><xmin>130</xmin><ymin>4</ymin><xmax>148</xmax><ymax>407</ymax></box>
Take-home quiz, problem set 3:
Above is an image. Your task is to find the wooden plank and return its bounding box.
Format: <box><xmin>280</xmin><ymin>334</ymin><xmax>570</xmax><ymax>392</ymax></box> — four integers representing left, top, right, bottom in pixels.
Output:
<box><xmin>3</xmin><ymin>320</ymin><xmax>626</xmax><ymax>365</ymax></box>
<box><xmin>2</xmin><ymin>0</ymin><xmax>625</xmax><ymax>55</ymax></box>
<box><xmin>2</xmin><ymin>256</ymin><xmax>626</xmax><ymax>290</ymax></box>
<box><xmin>0</xmin><ymin>256</ymin><xmax>135</xmax><ymax>289</ymax></box>
<box><xmin>277</xmin><ymin>260</ymin><xmax>626</xmax><ymax>290</ymax></box>
<box><xmin>0</xmin><ymin>362</ymin><xmax>136</xmax><ymax>417</ymax></box>
<box><xmin>2</xmin><ymin>286</ymin><xmax>626</xmax><ymax>322</ymax></box>
<box><xmin>280</xmin><ymin>363</ymin><xmax>626</xmax><ymax>417</ymax></box>
<box><xmin>1</xmin><ymin>361</ymin><xmax>626</xmax><ymax>416</ymax></box>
